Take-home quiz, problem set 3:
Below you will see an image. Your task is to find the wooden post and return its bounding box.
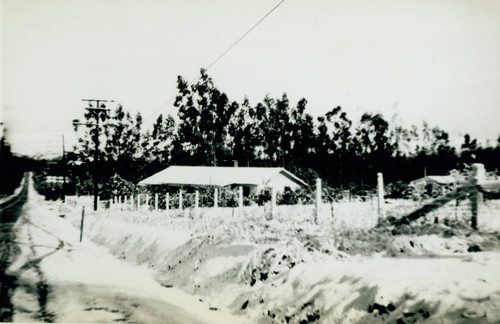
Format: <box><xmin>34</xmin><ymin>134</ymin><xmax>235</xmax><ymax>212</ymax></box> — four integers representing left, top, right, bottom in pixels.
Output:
<box><xmin>97</xmin><ymin>196</ymin><xmax>100</xmax><ymax>211</ymax></box>
<box><xmin>179</xmin><ymin>189</ymin><xmax>183</xmax><ymax>210</ymax></box>
<box><xmin>472</xmin><ymin>163</ymin><xmax>486</xmax><ymax>183</ymax></box>
<box><xmin>315</xmin><ymin>178</ymin><xmax>322</xmax><ymax>224</ymax></box>
<box><xmin>137</xmin><ymin>194</ymin><xmax>141</xmax><ymax>211</ymax></box>
<box><xmin>165</xmin><ymin>193</ymin><xmax>170</xmax><ymax>212</ymax></box>
<box><xmin>79</xmin><ymin>206</ymin><xmax>85</xmax><ymax>242</ymax></box>
<box><xmin>214</xmin><ymin>187</ymin><xmax>218</xmax><ymax>208</ymax></box>
<box><xmin>195</xmin><ymin>190</ymin><xmax>199</xmax><ymax>209</ymax></box>
<box><xmin>130</xmin><ymin>195</ymin><xmax>133</xmax><ymax>210</ymax></box>
<box><xmin>377</xmin><ymin>172</ymin><xmax>384</xmax><ymax>219</ymax></box>
<box><xmin>471</xmin><ymin>163</ymin><xmax>485</xmax><ymax>230</ymax></box>
<box><xmin>155</xmin><ymin>193</ymin><xmax>158</xmax><ymax>212</ymax></box>
<box><xmin>239</xmin><ymin>186</ymin><xmax>243</xmax><ymax>207</ymax></box>
<box><xmin>270</xmin><ymin>187</ymin><xmax>276</xmax><ymax>220</ymax></box>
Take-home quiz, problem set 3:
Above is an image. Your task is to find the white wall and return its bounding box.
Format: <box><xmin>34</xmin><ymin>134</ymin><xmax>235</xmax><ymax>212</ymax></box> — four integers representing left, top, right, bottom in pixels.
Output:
<box><xmin>257</xmin><ymin>173</ymin><xmax>303</xmax><ymax>193</ymax></box>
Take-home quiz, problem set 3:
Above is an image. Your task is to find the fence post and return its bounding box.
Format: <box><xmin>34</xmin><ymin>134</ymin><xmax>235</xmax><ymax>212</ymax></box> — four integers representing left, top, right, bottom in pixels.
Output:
<box><xmin>195</xmin><ymin>190</ymin><xmax>199</xmax><ymax>209</ymax></box>
<box><xmin>155</xmin><ymin>193</ymin><xmax>158</xmax><ymax>212</ymax></box>
<box><xmin>97</xmin><ymin>196</ymin><xmax>100</xmax><ymax>211</ymax></box>
<box><xmin>270</xmin><ymin>187</ymin><xmax>276</xmax><ymax>220</ymax></box>
<box><xmin>166</xmin><ymin>193</ymin><xmax>170</xmax><ymax>213</ymax></box>
<box><xmin>471</xmin><ymin>163</ymin><xmax>485</xmax><ymax>230</ymax></box>
<box><xmin>377</xmin><ymin>172</ymin><xmax>385</xmax><ymax>219</ymax></box>
<box><xmin>239</xmin><ymin>186</ymin><xmax>243</xmax><ymax>214</ymax></box>
<box><xmin>179</xmin><ymin>189</ymin><xmax>183</xmax><ymax>210</ymax></box>
<box><xmin>130</xmin><ymin>195</ymin><xmax>133</xmax><ymax>210</ymax></box>
<box><xmin>214</xmin><ymin>188</ymin><xmax>218</xmax><ymax>208</ymax></box>
<box><xmin>315</xmin><ymin>178</ymin><xmax>322</xmax><ymax>224</ymax></box>
<box><xmin>137</xmin><ymin>195</ymin><xmax>141</xmax><ymax>211</ymax></box>
<box><xmin>79</xmin><ymin>206</ymin><xmax>85</xmax><ymax>242</ymax></box>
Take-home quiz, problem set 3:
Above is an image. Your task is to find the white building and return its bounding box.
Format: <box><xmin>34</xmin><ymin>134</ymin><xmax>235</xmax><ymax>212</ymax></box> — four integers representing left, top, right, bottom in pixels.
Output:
<box><xmin>138</xmin><ymin>165</ymin><xmax>308</xmax><ymax>194</ymax></box>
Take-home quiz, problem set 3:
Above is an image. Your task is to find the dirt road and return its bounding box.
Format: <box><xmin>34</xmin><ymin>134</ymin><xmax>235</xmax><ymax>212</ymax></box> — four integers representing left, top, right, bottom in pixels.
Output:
<box><xmin>0</xmin><ymin>175</ymin><xmax>243</xmax><ymax>323</ymax></box>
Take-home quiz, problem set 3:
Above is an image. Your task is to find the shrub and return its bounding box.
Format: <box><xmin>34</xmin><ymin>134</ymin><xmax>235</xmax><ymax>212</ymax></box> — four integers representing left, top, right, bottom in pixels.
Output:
<box><xmin>385</xmin><ymin>181</ymin><xmax>412</xmax><ymax>199</ymax></box>
<box><xmin>100</xmin><ymin>173</ymin><xmax>136</xmax><ymax>199</ymax></box>
<box><xmin>254</xmin><ymin>189</ymin><xmax>271</xmax><ymax>206</ymax></box>
<box><xmin>219</xmin><ymin>187</ymin><xmax>238</xmax><ymax>207</ymax></box>
<box><xmin>277</xmin><ymin>187</ymin><xmax>299</xmax><ymax>205</ymax></box>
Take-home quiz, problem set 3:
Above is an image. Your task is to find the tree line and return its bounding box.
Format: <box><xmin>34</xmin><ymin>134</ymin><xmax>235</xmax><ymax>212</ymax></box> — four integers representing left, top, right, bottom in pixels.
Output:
<box><xmin>68</xmin><ymin>69</ymin><xmax>500</xmax><ymax>198</ymax></box>
<box><xmin>0</xmin><ymin>129</ymin><xmax>32</xmax><ymax>196</ymax></box>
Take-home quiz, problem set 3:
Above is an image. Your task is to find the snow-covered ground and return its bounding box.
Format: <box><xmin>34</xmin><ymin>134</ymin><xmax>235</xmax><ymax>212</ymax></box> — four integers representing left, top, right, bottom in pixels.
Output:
<box><xmin>8</xmin><ymin>178</ymin><xmax>243</xmax><ymax>323</ymax></box>
<box><xmin>61</xmin><ymin>195</ymin><xmax>500</xmax><ymax>323</ymax></box>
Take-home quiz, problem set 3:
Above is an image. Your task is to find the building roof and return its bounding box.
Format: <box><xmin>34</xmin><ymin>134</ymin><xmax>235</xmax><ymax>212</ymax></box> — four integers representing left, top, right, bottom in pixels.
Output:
<box><xmin>138</xmin><ymin>165</ymin><xmax>308</xmax><ymax>188</ymax></box>
<box><xmin>410</xmin><ymin>175</ymin><xmax>458</xmax><ymax>186</ymax></box>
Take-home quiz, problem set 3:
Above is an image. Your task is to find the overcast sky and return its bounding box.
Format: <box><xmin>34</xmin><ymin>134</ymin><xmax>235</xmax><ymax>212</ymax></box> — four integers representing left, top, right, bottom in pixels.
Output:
<box><xmin>2</xmin><ymin>0</ymin><xmax>500</xmax><ymax>157</ymax></box>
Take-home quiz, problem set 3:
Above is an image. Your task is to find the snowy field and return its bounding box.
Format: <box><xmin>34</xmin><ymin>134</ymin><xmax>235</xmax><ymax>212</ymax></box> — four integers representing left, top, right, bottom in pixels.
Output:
<box><xmin>61</xmin><ymin>195</ymin><xmax>500</xmax><ymax>323</ymax></box>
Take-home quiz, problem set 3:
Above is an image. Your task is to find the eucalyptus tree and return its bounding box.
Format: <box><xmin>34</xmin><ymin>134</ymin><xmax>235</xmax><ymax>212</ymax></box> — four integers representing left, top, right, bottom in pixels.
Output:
<box><xmin>173</xmin><ymin>69</ymin><xmax>237</xmax><ymax>166</ymax></box>
<box><xmin>228</xmin><ymin>98</ymin><xmax>260</xmax><ymax>166</ymax></box>
<box><xmin>325</xmin><ymin>106</ymin><xmax>353</xmax><ymax>187</ymax></box>
<box><xmin>288</xmin><ymin>98</ymin><xmax>316</xmax><ymax>171</ymax></box>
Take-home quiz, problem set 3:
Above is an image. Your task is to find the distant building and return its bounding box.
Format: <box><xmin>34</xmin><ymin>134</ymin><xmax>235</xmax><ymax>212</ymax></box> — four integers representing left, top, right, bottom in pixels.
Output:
<box><xmin>410</xmin><ymin>175</ymin><xmax>457</xmax><ymax>187</ymax></box>
<box><xmin>409</xmin><ymin>175</ymin><xmax>460</xmax><ymax>197</ymax></box>
<box><xmin>138</xmin><ymin>165</ymin><xmax>308</xmax><ymax>194</ymax></box>
<box><xmin>45</xmin><ymin>175</ymin><xmax>66</xmax><ymax>186</ymax></box>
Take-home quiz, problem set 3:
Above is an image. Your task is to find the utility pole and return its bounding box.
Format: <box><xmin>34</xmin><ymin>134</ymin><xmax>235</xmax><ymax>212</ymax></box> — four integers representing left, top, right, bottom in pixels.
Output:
<box><xmin>0</xmin><ymin>122</ymin><xmax>3</xmax><ymax>161</ymax></box>
<box><xmin>62</xmin><ymin>135</ymin><xmax>66</xmax><ymax>203</ymax></box>
<box><xmin>75</xmin><ymin>99</ymin><xmax>113</xmax><ymax>211</ymax></box>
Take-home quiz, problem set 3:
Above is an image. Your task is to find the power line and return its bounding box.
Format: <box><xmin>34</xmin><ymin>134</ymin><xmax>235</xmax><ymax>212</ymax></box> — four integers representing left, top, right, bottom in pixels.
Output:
<box><xmin>206</xmin><ymin>0</ymin><xmax>285</xmax><ymax>71</ymax></box>
<box><xmin>144</xmin><ymin>0</ymin><xmax>286</xmax><ymax>123</ymax></box>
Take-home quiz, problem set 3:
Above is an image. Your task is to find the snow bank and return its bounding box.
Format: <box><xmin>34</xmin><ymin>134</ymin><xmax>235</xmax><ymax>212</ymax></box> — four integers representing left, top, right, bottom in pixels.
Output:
<box><xmin>62</xmin><ymin>198</ymin><xmax>500</xmax><ymax>323</ymax></box>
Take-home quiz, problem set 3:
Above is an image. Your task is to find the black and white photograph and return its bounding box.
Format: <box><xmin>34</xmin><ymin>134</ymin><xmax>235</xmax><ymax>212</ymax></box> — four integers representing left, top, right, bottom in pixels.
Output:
<box><xmin>1</xmin><ymin>0</ymin><xmax>500</xmax><ymax>322</ymax></box>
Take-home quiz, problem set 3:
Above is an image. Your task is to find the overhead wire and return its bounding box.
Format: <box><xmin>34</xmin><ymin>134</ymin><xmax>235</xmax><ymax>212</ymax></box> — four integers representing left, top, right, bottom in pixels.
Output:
<box><xmin>143</xmin><ymin>0</ymin><xmax>286</xmax><ymax>123</ymax></box>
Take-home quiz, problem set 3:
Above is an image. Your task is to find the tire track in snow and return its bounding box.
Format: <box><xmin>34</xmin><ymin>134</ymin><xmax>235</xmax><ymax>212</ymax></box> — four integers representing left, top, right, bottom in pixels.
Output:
<box><xmin>11</xmin><ymin>177</ymin><xmax>130</xmax><ymax>322</ymax></box>
<box><xmin>17</xmin><ymin>209</ymin><xmax>70</xmax><ymax>322</ymax></box>
<box><xmin>21</xmin><ymin>224</ymin><xmax>58</xmax><ymax>322</ymax></box>
<box><xmin>0</xmin><ymin>226</ymin><xmax>19</xmax><ymax>322</ymax></box>
<box><xmin>0</xmin><ymin>174</ymin><xmax>28</xmax><ymax>322</ymax></box>
<box><xmin>2</xmin><ymin>174</ymin><xmax>68</xmax><ymax>322</ymax></box>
